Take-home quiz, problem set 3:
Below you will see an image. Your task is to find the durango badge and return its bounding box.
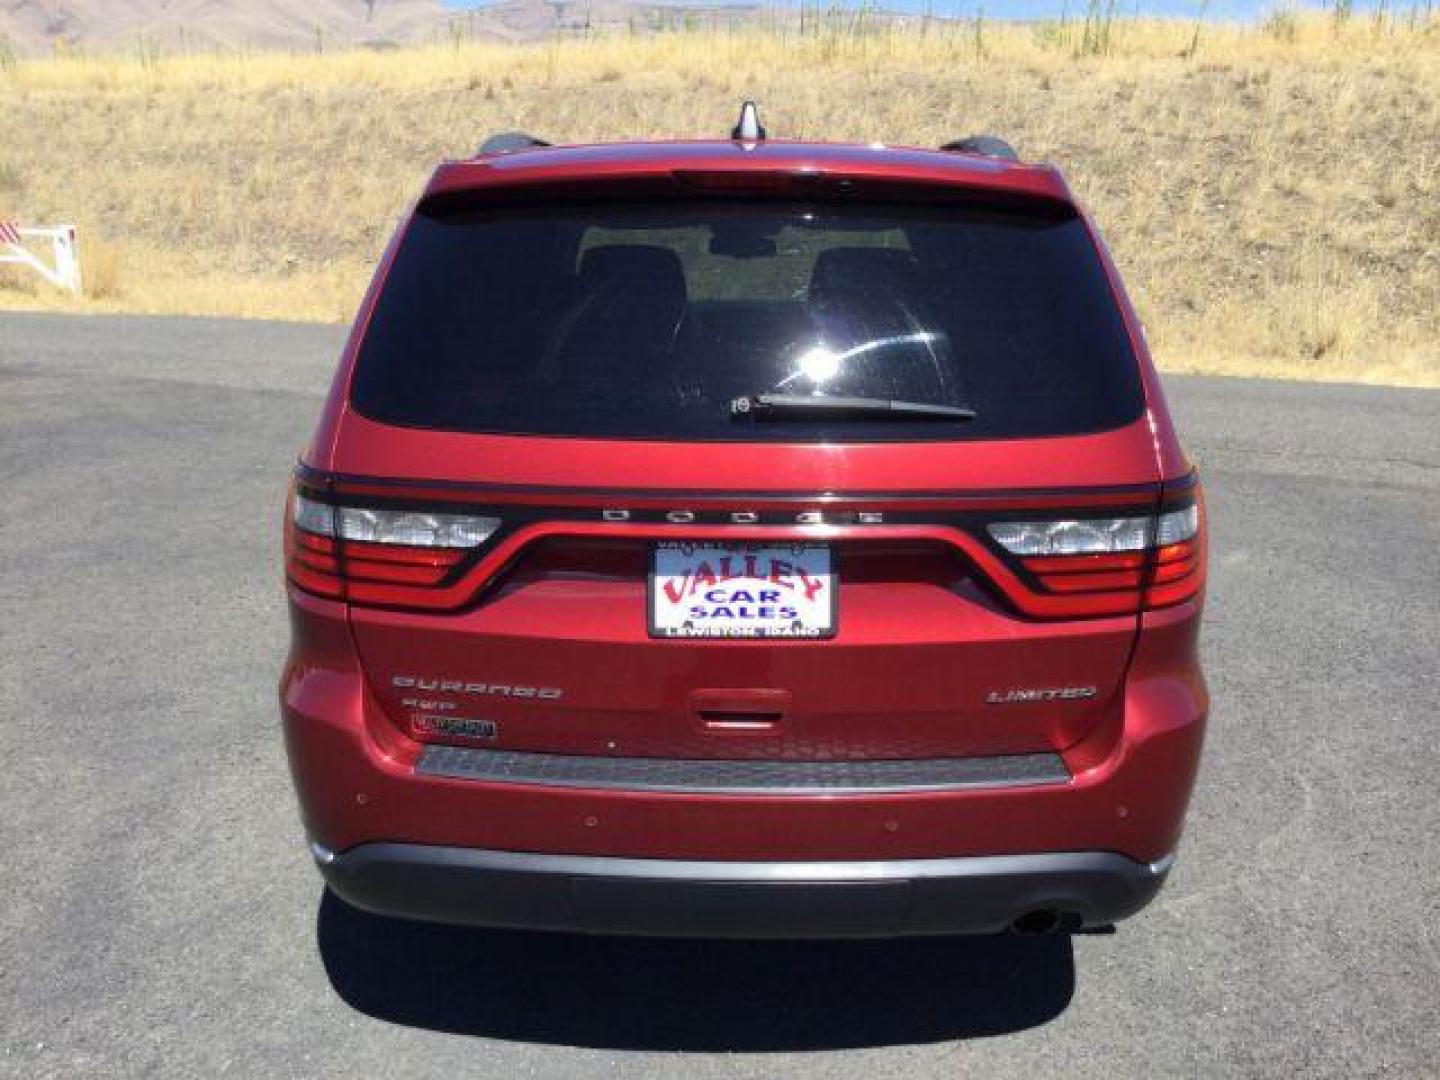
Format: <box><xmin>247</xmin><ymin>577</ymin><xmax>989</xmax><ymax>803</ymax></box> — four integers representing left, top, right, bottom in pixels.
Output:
<box><xmin>391</xmin><ymin>675</ymin><xmax>563</xmax><ymax>700</ymax></box>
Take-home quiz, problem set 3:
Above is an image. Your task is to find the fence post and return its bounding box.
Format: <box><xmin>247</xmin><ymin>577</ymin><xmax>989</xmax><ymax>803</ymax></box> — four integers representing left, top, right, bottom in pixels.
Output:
<box><xmin>53</xmin><ymin>226</ymin><xmax>82</xmax><ymax>293</ymax></box>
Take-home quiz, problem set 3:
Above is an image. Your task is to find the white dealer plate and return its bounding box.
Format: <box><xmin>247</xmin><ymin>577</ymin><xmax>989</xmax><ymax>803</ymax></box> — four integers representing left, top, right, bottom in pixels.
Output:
<box><xmin>649</xmin><ymin>542</ymin><xmax>836</xmax><ymax>639</ymax></box>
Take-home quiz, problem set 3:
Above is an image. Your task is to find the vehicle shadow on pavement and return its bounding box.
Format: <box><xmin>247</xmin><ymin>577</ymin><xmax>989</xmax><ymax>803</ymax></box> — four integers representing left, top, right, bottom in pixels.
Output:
<box><xmin>316</xmin><ymin>890</ymin><xmax>1075</xmax><ymax>1050</ymax></box>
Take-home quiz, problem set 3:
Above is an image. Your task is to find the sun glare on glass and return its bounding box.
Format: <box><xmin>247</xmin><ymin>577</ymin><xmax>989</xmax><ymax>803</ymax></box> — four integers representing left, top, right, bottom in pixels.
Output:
<box><xmin>797</xmin><ymin>345</ymin><xmax>841</xmax><ymax>384</ymax></box>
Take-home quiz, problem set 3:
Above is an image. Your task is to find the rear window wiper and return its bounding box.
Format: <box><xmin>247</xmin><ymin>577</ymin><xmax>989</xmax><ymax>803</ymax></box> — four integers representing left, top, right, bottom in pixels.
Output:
<box><xmin>731</xmin><ymin>394</ymin><xmax>977</xmax><ymax>422</ymax></box>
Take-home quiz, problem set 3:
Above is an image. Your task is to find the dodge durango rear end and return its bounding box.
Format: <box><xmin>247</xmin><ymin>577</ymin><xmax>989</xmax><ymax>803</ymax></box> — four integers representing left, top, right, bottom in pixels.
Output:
<box><xmin>280</xmin><ymin>110</ymin><xmax>1208</xmax><ymax>938</ymax></box>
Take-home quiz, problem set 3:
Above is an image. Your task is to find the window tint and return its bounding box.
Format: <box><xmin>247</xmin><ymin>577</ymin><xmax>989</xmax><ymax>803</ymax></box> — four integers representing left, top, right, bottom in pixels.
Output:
<box><xmin>352</xmin><ymin>201</ymin><xmax>1143</xmax><ymax>441</ymax></box>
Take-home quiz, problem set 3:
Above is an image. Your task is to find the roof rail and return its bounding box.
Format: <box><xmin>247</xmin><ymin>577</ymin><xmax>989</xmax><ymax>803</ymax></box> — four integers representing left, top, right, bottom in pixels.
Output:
<box><xmin>940</xmin><ymin>136</ymin><xmax>1019</xmax><ymax>162</ymax></box>
<box><xmin>476</xmin><ymin>131</ymin><xmax>552</xmax><ymax>156</ymax></box>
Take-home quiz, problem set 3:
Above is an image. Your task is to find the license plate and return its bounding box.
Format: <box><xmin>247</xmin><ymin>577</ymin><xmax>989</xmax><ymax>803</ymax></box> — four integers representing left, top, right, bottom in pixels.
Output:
<box><xmin>649</xmin><ymin>542</ymin><xmax>836</xmax><ymax>639</ymax></box>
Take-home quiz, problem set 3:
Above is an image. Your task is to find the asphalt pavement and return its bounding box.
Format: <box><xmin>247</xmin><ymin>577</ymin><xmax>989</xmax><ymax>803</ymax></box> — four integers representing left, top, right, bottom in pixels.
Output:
<box><xmin>1</xmin><ymin>311</ymin><xmax>1437</xmax><ymax>1078</ymax></box>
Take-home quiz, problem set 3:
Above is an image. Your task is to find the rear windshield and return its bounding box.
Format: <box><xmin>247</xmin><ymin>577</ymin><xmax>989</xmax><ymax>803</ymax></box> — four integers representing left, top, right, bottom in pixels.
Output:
<box><xmin>352</xmin><ymin>200</ymin><xmax>1143</xmax><ymax>441</ymax></box>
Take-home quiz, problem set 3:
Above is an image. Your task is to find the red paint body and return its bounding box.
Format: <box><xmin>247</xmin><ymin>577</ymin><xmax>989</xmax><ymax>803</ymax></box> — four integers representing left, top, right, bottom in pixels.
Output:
<box><xmin>281</xmin><ymin>139</ymin><xmax>1207</xmax><ymax>896</ymax></box>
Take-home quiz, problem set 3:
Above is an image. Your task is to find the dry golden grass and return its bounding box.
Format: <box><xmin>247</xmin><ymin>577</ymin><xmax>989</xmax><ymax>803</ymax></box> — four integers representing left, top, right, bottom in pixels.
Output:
<box><xmin>2</xmin><ymin>14</ymin><xmax>1438</xmax><ymax>385</ymax></box>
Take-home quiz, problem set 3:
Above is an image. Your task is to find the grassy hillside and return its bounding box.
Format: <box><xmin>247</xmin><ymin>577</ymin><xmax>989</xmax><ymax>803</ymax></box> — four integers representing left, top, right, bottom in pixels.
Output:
<box><xmin>2</xmin><ymin>14</ymin><xmax>1438</xmax><ymax>385</ymax></box>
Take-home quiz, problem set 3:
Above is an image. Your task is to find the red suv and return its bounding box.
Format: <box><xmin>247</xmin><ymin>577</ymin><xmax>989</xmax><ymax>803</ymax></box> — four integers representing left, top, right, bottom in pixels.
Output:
<box><xmin>281</xmin><ymin>109</ymin><xmax>1208</xmax><ymax>938</ymax></box>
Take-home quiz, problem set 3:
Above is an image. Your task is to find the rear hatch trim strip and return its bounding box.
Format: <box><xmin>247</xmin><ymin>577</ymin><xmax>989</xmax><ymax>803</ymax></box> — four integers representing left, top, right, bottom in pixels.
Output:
<box><xmin>415</xmin><ymin>746</ymin><xmax>1069</xmax><ymax>794</ymax></box>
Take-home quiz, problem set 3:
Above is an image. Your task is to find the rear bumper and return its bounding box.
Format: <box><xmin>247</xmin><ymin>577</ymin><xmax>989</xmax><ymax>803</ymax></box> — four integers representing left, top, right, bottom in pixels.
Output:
<box><xmin>282</xmin><ymin>590</ymin><xmax>1208</xmax><ymax>922</ymax></box>
<box><xmin>314</xmin><ymin>841</ymin><xmax>1174</xmax><ymax>938</ymax></box>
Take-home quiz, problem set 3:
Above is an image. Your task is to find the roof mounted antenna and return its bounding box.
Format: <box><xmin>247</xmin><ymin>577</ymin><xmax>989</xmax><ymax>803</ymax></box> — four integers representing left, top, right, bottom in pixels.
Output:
<box><xmin>731</xmin><ymin>101</ymin><xmax>766</xmax><ymax>142</ymax></box>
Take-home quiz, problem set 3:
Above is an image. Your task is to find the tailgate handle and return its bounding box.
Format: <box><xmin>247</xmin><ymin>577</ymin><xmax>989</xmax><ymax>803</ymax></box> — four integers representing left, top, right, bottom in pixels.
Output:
<box><xmin>690</xmin><ymin>689</ymin><xmax>790</xmax><ymax>733</ymax></box>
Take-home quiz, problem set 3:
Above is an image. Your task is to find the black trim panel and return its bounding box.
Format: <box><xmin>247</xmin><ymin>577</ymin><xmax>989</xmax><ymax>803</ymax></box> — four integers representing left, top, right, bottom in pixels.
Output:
<box><xmin>297</xmin><ymin>461</ymin><xmax>1161</xmax><ymax>505</ymax></box>
<box><xmin>316</xmin><ymin>843</ymin><xmax>1173</xmax><ymax>937</ymax></box>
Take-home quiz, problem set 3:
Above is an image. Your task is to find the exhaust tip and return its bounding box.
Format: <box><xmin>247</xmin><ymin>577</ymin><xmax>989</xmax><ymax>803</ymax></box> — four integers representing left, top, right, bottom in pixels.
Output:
<box><xmin>308</xmin><ymin>838</ymin><xmax>337</xmax><ymax>866</ymax></box>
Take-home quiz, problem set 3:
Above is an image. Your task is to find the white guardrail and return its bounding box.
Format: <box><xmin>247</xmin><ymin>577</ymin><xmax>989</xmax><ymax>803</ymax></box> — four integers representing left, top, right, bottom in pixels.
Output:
<box><xmin>0</xmin><ymin>221</ymin><xmax>83</xmax><ymax>294</ymax></box>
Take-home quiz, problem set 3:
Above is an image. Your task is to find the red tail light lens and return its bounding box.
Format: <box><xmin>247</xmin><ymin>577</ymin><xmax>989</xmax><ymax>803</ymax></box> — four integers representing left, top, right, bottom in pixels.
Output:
<box><xmin>284</xmin><ymin>485</ymin><xmax>500</xmax><ymax>607</ymax></box>
<box><xmin>283</xmin><ymin>512</ymin><xmax>345</xmax><ymax>600</ymax></box>
<box><xmin>1142</xmin><ymin>491</ymin><xmax>1206</xmax><ymax>609</ymax></box>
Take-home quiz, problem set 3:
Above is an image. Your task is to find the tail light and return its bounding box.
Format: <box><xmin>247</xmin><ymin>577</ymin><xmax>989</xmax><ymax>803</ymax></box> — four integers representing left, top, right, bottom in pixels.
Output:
<box><xmin>1140</xmin><ymin>490</ymin><xmax>1206</xmax><ymax>609</ymax></box>
<box><xmin>986</xmin><ymin>485</ymin><xmax>1206</xmax><ymax>614</ymax></box>
<box><xmin>284</xmin><ymin>483</ymin><xmax>500</xmax><ymax>608</ymax></box>
<box><xmin>285</xmin><ymin>473</ymin><xmax>1205</xmax><ymax>618</ymax></box>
